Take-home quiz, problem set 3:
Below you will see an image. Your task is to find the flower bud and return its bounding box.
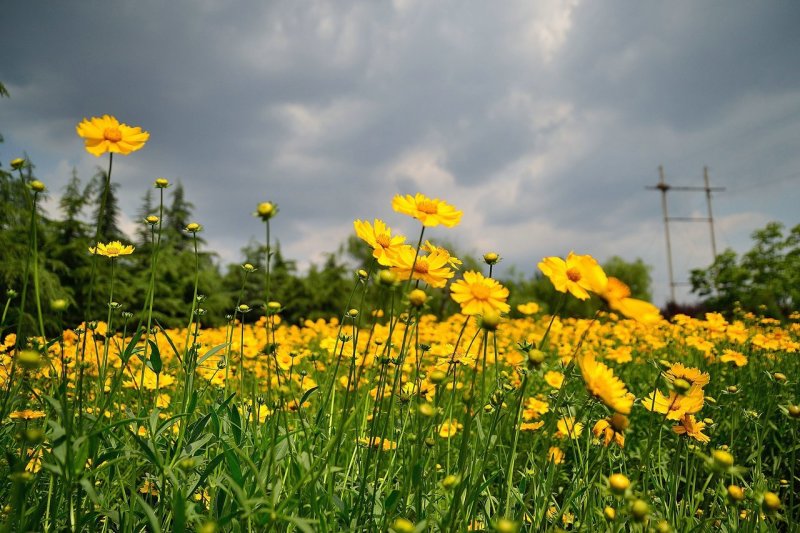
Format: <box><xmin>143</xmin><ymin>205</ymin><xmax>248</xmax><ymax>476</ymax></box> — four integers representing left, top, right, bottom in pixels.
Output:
<box><xmin>762</xmin><ymin>491</ymin><xmax>781</xmax><ymax>513</ymax></box>
<box><xmin>608</xmin><ymin>473</ymin><xmax>629</xmax><ymax>495</ymax></box>
<box><xmin>146</xmin><ymin>215</ymin><xmax>160</xmax><ymax>225</ymax></box>
<box><xmin>391</xmin><ymin>518</ymin><xmax>415</xmax><ymax>533</ymax></box>
<box><xmin>378</xmin><ymin>270</ymin><xmax>397</xmax><ymax>286</ymax></box>
<box><xmin>30</xmin><ymin>180</ymin><xmax>46</xmax><ymax>192</ymax></box>
<box><xmin>630</xmin><ymin>499</ymin><xmax>649</xmax><ymax>522</ymax></box>
<box><xmin>51</xmin><ymin>298</ymin><xmax>68</xmax><ymax>312</ymax></box>
<box><xmin>10</xmin><ymin>158</ymin><xmax>25</xmax><ymax>170</ymax></box>
<box><xmin>429</xmin><ymin>370</ymin><xmax>447</xmax><ymax>384</ymax></box>
<box><xmin>255</xmin><ymin>202</ymin><xmax>277</xmax><ymax>220</ymax></box>
<box><xmin>241</xmin><ymin>263</ymin><xmax>256</xmax><ymax>273</ymax></box>
<box><xmin>154</xmin><ymin>178</ymin><xmax>170</xmax><ymax>188</ymax></box>
<box><xmin>773</xmin><ymin>372</ymin><xmax>787</xmax><ymax>382</ymax></box>
<box><xmin>493</xmin><ymin>518</ymin><xmax>519</xmax><ymax>533</ymax></box>
<box><xmin>527</xmin><ymin>349</ymin><xmax>545</xmax><ymax>368</ymax></box>
<box><xmin>672</xmin><ymin>378</ymin><xmax>691</xmax><ymax>394</ymax></box>
<box><xmin>603</xmin><ymin>506</ymin><xmax>616</xmax><ymax>521</ymax></box>
<box><xmin>409</xmin><ymin>289</ymin><xmax>427</xmax><ymax>307</ymax></box>
<box><xmin>712</xmin><ymin>449</ymin><xmax>734</xmax><ymax>469</ymax></box>
<box><xmin>788</xmin><ymin>404</ymin><xmax>800</xmax><ymax>418</ymax></box>
<box><xmin>17</xmin><ymin>350</ymin><xmax>44</xmax><ymax>370</ymax></box>
<box><xmin>441</xmin><ymin>474</ymin><xmax>460</xmax><ymax>490</ymax></box>
<box><xmin>480</xmin><ymin>311</ymin><xmax>502</xmax><ymax>331</ymax></box>
<box><xmin>483</xmin><ymin>252</ymin><xmax>500</xmax><ymax>265</ymax></box>
<box><xmin>727</xmin><ymin>484</ymin><xmax>745</xmax><ymax>502</ymax></box>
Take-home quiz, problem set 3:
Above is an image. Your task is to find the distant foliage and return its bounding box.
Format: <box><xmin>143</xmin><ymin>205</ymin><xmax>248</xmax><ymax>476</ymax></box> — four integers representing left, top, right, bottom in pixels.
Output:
<box><xmin>691</xmin><ymin>221</ymin><xmax>800</xmax><ymax>318</ymax></box>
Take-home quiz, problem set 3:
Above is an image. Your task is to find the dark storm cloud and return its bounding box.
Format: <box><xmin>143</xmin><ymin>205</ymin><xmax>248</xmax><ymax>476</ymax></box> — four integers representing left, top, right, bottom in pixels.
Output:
<box><xmin>1</xmin><ymin>0</ymin><xmax>798</xmax><ymax>305</ymax></box>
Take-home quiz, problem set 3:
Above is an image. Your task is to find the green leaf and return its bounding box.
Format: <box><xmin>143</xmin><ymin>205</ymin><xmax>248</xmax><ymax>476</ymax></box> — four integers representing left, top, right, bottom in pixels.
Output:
<box><xmin>147</xmin><ymin>339</ymin><xmax>162</xmax><ymax>374</ymax></box>
<box><xmin>197</xmin><ymin>342</ymin><xmax>229</xmax><ymax>366</ymax></box>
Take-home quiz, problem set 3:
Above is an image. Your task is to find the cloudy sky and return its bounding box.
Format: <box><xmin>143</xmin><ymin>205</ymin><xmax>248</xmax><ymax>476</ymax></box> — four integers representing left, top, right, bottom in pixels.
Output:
<box><xmin>2</xmin><ymin>1</ymin><xmax>799</xmax><ymax>306</ymax></box>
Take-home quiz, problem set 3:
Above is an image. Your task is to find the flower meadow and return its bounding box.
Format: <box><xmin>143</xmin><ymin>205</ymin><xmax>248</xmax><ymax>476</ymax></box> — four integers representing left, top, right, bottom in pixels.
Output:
<box><xmin>1</xmin><ymin>116</ymin><xmax>798</xmax><ymax>532</ymax></box>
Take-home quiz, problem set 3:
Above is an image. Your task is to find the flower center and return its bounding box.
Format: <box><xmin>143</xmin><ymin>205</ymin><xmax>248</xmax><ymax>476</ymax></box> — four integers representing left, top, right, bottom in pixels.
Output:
<box><xmin>566</xmin><ymin>268</ymin><xmax>581</xmax><ymax>282</ymax></box>
<box><xmin>471</xmin><ymin>284</ymin><xmax>492</xmax><ymax>300</ymax></box>
<box><xmin>376</xmin><ymin>233</ymin><xmax>391</xmax><ymax>248</ymax></box>
<box><xmin>106</xmin><ymin>245</ymin><xmax>121</xmax><ymax>256</ymax></box>
<box><xmin>414</xmin><ymin>258</ymin><xmax>430</xmax><ymax>274</ymax></box>
<box><xmin>103</xmin><ymin>127</ymin><xmax>123</xmax><ymax>142</ymax></box>
<box><xmin>417</xmin><ymin>200</ymin><xmax>438</xmax><ymax>214</ymax></box>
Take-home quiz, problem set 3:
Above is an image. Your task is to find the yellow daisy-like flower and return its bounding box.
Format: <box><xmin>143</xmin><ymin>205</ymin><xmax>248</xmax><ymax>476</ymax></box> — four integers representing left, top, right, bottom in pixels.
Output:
<box><xmin>592</xmin><ymin>414</ymin><xmax>628</xmax><ymax>448</ymax></box>
<box><xmin>517</xmin><ymin>301</ymin><xmax>540</xmax><ymax>315</ymax></box>
<box><xmin>547</xmin><ymin>446</ymin><xmax>565</xmax><ymax>464</ymax></box>
<box><xmin>353</xmin><ymin>219</ymin><xmax>406</xmax><ymax>266</ymax></box>
<box><xmin>601</xmin><ymin>277</ymin><xmax>662</xmax><ymax>324</ymax></box>
<box><xmin>719</xmin><ymin>349</ymin><xmax>748</xmax><ymax>367</ymax></box>
<box><xmin>672</xmin><ymin>415</ymin><xmax>710</xmax><ymax>443</ymax></box>
<box><xmin>438</xmin><ymin>419</ymin><xmax>463</xmax><ymax>439</ymax></box>
<box><xmin>391</xmin><ymin>193</ymin><xmax>462</xmax><ymax>227</ymax></box>
<box><xmin>8</xmin><ymin>409</ymin><xmax>46</xmax><ymax>421</ymax></box>
<box><xmin>89</xmin><ymin>241</ymin><xmax>135</xmax><ymax>258</ymax></box>
<box><xmin>523</xmin><ymin>396</ymin><xmax>550</xmax><ymax>420</ymax></box>
<box><xmin>422</xmin><ymin>240</ymin><xmax>462</xmax><ymax>269</ymax></box>
<box><xmin>450</xmin><ymin>271</ymin><xmax>510</xmax><ymax>316</ymax></box>
<box><xmin>544</xmin><ymin>370</ymin><xmax>564</xmax><ymax>389</ymax></box>
<box><xmin>538</xmin><ymin>251</ymin><xmax>608</xmax><ymax>301</ymax></box>
<box><xmin>76</xmin><ymin>115</ymin><xmax>149</xmax><ymax>157</ymax></box>
<box><xmin>577</xmin><ymin>352</ymin><xmax>633</xmax><ymax>414</ymax></box>
<box><xmin>555</xmin><ymin>416</ymin><xmax>584</xmax><ymax>439</ymax></box>
<box><xmin>664</xmin><ymin>363</ymin><xmax>710</xmax><ymax>389</ymax></box>
<box><xmin>389</xmin><ymin>245</ymin><xmax>454</xmax><ymax>288</ymax></box>
<box><xmin>642</xmin><ymin>388</ymin><xmax>704</xmax><ymax>421</ymax></box>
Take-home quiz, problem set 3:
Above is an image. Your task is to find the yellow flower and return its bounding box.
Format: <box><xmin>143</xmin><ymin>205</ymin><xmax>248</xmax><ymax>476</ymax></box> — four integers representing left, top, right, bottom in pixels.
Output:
<box><xmin>422</xmin><ymin>241</ymin><xmax>462</xmax><ymax>269</ymax></box>
<box><xmin>544</xmin><ymin>370</ymin><xmax>564</xmax><ymax>389</ymax></box>
<box><xmin>450</xmin><ymin>271</ymin><xmax>510</xmax><ymax>316</ymax></box>
<box><xmin>601</xmin><ymin>277</ymin><xmax>662</xmax><ymax>324</ymax></box>
<box><xmin>392</xmin><ymin>193</ymin><xmax>462</xmax><ymax>227</ymax></box>
<box><xmin>538</xmin><ymin>252</ymin><xmax>608</xmax><ymax>301</ymax></box>
<box><xmin>555</xmin><ymin>416</ymin><xmax>584</xmax><ymax>439</ymax></box>
<box><xmin>520</xmin><ymin>421</ymin><xmax>545</xmax><ymax>431</ymax></box>
<box><xmin>643</xmin><ymin>388</ymin><xmax>704</xmax><ymax>421</ymax></box>
<box><xmin>593</xmin><ymin>416</ymin><xmax>626</xmax><ymax>448</ymax></box>
<box><xmin>76</xmin><ymin>115</ymin><xmax>149</xmax><ymax>156</ymax></box>
<box><xmin>577</xmin><ymin>352</ymin><xmax>633</xmax><ymax>414</ymax></box>
<box><xmin>353</xmin><ymin>219</ymin><xmax>406</xmax><ymax>266</ymax></box>
<box><xmin>438</xmin><ymin>419</ymin><xmax>463</xmax><ymax>438</ymax></box>
<box><xmin>389</xmin><ymin>245</ymin><xmax>454</xmax><ymax>288</ymax></box>
<box><xmin>8</xmin><ymin>409</ymin><xmax>46</xmax><ymax>421</ymax></box>
<box><xmin>547</xmin><ymin>446</ymin><xmax>565</xmax><ymax>464</ymax></box>
<box><xmin>672</xmin><ymin>415</ymin><xmax>710</xmax><ymax>443</ymax></box>
<box><xmin>719</xmin><ymin>349</ymin><xmax>748</xmax><ymax>367</ymax></box>
<box><xmin>89</xmin><ymin>241</ymin><xmax>135</xmax><ymax>258</ymax></box>
<box><xmin>664</xmin><ymin>363</ymin><xmax>710</xmax><ymax>389</ymax></box>
<box><xmin>517</xmin><ymin>301</ymin><xmax>540</xmax><ymax>315</ymax></box>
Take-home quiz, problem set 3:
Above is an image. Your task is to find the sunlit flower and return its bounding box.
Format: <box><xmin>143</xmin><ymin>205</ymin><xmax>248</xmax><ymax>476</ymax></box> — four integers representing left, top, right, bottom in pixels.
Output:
<box><xmin>450</xmin><ymin>271</ymin><xmax>510</xmax><ymax>316</ymax></box>
<box><xmin>438</xmin><ymin>419</ymin><xmax>463</xmax><ymax>438</ymax></box>
<box><xmin>538</xmin><ymin>252</ymin><xmax>608</xmax><ymax>301</ymax></box>
<box><xmin>642</xmin><ymin>388</ymin><xmax>704</xmax><ymax>421</ymax></box>
<box><xmin>600</xmin><ymin>277</ymin><xmax>662</xmax><ymax>324</ymax></box>
<box><xmin>523</xmin><ymin>397</ymin><xmax>550</xmax><ymax>420</ymax></box>
<box><xmin>392</xmin><ymin>193</ymin><xmax>462</xmax><ymax>227</ymax></box>
<box><xmin>358</xmin><ymin>436</ymin><xmax>398</xmax><ymax>451</ymax></box>
<box><xmin>544</xmin><ymin>370</ymin><xmax>564</xmax><ymax>389</ymax></box>
<box><xmin>422</xmin><ymin>240</ymin><xmax>462</xmax><ymax>268</ymax></box>
<box><xmin>517</xmin><ymin>301</ymin><xmax>540</xmax><ymax>315</ymax></box>
<box><xmin>520</xmin><ymin>421</ymin><xmax>545</xmax><ymax>431</ymax></box>
<box><xmin>89</xmin><ymin>241</ymin><xmax>135</xmax><ymax>258</ymax></box>
<box><xmin>577</xmin><ymin>352</ymin><xmax>633</xmax><ymax>414</ymax></box>
<box><xmin>719</xmin><ymin>349</ymin><xmax>748</xmax><ymax>367</ymax></box>
<box><xmin>672</xmin><ymin>415</ymin><xmax>710</xmax><ymax>443</ymax></box>
<box><xmin>353</xmin><ymin>219</ymin><xmax>406</xmax><ymax>266</ymax></box>
<box><xmin>664</xmin><ymin>363</ymin><xmax>710</xmax><ymax>389</ymax></box>
<box><xmin>76</xmin><ymin>115</ymin><xmax>149</xmax><ymax>156</ymax></box>
<box><xmin>555</xmin><ymin>416</ymin><xmax>584</xmax><ymax>439</ymax></box>
<box><xmin>389</xmin><ymin>245</ymin><xmax>454</xmax><ymax>288</ymax></box>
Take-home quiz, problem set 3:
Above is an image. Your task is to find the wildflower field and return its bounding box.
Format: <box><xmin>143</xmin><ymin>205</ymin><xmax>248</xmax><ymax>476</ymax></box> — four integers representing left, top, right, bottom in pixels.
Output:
<box><xmin>1</xmin><ymin>116</ymin><xmax>799</xmax><ymax>532</ymax></box>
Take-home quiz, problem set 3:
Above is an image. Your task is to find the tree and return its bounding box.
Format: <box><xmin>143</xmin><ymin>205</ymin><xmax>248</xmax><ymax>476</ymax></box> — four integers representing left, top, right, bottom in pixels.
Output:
<box><xmin>690</xmin><ymin>222</ymin><xmax>799</xmax><ymax>318</ymax></box>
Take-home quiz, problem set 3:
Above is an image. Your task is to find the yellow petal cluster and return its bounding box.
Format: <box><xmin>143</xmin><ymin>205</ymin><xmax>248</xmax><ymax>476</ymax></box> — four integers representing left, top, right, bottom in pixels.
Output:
<box><xmin>76</xmin><ymin>115</ymin><xmax>149</xmax><ymax>156</ymax></box>
<box><xmin>450</xmin><ymin>271</ymin><xmax>510</xmax><ymax>316</ymax></box>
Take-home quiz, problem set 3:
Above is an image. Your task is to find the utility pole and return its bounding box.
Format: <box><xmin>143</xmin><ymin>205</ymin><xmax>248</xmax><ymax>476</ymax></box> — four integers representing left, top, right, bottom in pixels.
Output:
<box><xmin>647</xmin><ymin>166</ymin><xmax>724</xmax><ymax>303</ymax></box>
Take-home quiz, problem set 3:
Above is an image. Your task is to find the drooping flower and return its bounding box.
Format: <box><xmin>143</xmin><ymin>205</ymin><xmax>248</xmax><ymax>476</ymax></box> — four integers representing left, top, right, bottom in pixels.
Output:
<box><xmin>600</xmin><ymin>277</ymin><xmax>662</xmax><ymax>324</ymax></box>
<box><xmin>577</xmin><ymin>352</ymin><xmax>633</xmax><ymax>414</ymax></box>
<box><xmin>538</xmin><ymin>252</ymin><xmax>608</xmax><ymax>301</ymax></box>
<box><xmin>76</xmin><ymin>115</ymin><xmax>149</xmax><ymax>156</ymax></box>
<box><xmin>353</xmin><ymin>219</ymin><xmax>406</xmax><ymax>266</ymax></box>
<box><xmin>593</xmin><ymin>413</ymin><xmax>628</xmax><ymax>448</ymax></box>
<box><xmin>89</xmin><ymin>241</ymin><xmax>135</xmax><ymax>258</ymax></box>
<box><xmin>392</xmin><ymin>193</ymin><xmax>462</xmax><ymax>227</ymax></box>
<box><xmin>672</xmin><ymin>415</ymin><xmax>710</xmax><ymax>443</ymax></box>
<box><xmin>389</xmin><ymin>245</ymin><xmax>454</xmax><ymax>288</ymax></box>
<box><xmin>547</xmin><ymin>446</ymin><xmax>565</xmax><ymax>464</ymax></box>
<box><xmin>450</xmin><ymin>271</ymin><xmax>510</xmax><ymax>316</ymax></box>
<box><xmin>422</xmin><ymin>240</ymin><xmax>462</xmax><ymax>269</ymax></box>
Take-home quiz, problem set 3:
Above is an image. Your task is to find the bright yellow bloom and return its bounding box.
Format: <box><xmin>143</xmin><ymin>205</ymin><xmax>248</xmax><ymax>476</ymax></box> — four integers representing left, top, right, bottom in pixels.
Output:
<box><xmin>89</xmin><ymin>241</ymin><xmax>135</xmax><ymax>258</ymax></box>
<box><xmin>672</xmin><ymin>415</ymin><xmax>710</xmax><ymax>443</ymax></box>
<box><xmin>353</xmin><ymin>219</ymin><xmax>406</xmax><ymax>266</ymax></box>
<box><xmin>517</xmin><ymin>301</ymin><xmax>540</xmax><ymax>315</ymax></box>
<box><xmin>544</xmin><ymin>370</ymin><xmax>564</xmax><ymax>389</ymax></box>
<box><xmin>593</xmin><ymin>416</ymin><xmax>626</xmax><ymax>448</ymax></box>
<box><xmin>392</xmin><ymin>193</ymin><xmax>462</xmax><ymax>227</ymax></box>
<box><xmin>422</xmin><ymin>240</ymin><xmax>462</xmax><ymax>269</ymax></box>
<box><xmin>438</xmin><ymin>419</ymin><xmax>463</xmax><ymax>438</ymax></box>
<box><xmin>520</xmin><ymin>421</ymin><xmax>545</xmax><ymax>431</ymax></box>
<box><xmin>538</xmin><ymin>252</ymin><xmax>607</xmax><ymax>301</ymax></box>
<box><xmin>601</xmin><ymin>277</ymin><xmax>662</xmax><ymax>324</ymax></box>
<box><xmin>359</xmin><ymin>436</ymin><xmax>398</xmax><ymax>451</ymax></box>
<box><xmin>8</xmin><ymin>409</ymin><xmax>46</xmax><ymax>421</ymax></box>
<box><xmin>450</xmin><ymin>271</ymin><xmax>510</xmax><ymax>316</ymax></box>
<box><xmin>642</xmin><ymin>388</ymin><xmax>704</xmax><ymax>421</ymax></box>
<box><xmin>523</xmin><ymin>397</ymin><xmax>550</xmax><ymax>420</ymax></box>
<box><xmin>76</xmin><ymin>115</ymin><xmax>149</xmax><ymax>156</ymax></box>
<box><xmin>577</xmin><ymin>352</ymin><xmax>633</xmax><ymax>414</ymax></box>
<box><xmin>719</xmin><ymin>349</ymin><xmax>748</xmax><ymax>367</ymax></box>
<box><xmin>389</xmin><ymin>245</ymin><xmax>454</xmax><ymax>288</ymax></box>
<box><xmin>555</xmin><ymin>416</ymin><xmax>584</xmax><ymax>439</ymax></box>
<box><xmin>664</xmin><ymin>363</ymin><xmax>710</xmax><ymax>389</ymax></box>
